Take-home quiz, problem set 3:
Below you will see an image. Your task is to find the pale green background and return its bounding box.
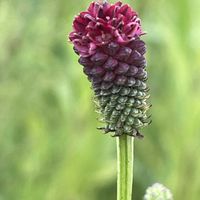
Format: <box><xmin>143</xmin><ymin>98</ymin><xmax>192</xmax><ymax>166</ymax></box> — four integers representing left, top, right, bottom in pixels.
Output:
<box><xmin>0</xmin><ymin>0</ymin><xmax>200</xmax><ymax>199</ymax></box>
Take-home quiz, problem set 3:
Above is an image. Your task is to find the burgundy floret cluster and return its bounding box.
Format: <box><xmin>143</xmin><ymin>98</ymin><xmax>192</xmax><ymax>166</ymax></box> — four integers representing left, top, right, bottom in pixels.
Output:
<box><xmin>69</xmin><ymin>1</ymin><xmax>144</xmax><ymax>57</ymax></box>
<box><xmin>69</xmin><ymin>1</ymin><xmax>151</xmax><ymax>137</ymax></box>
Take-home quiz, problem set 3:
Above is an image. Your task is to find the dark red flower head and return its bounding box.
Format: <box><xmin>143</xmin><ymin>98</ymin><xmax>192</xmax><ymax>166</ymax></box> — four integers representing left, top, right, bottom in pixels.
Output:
<box><xmin>69</xmin><ymin>1</ymin><xmax>151</xmax><ymax>137</ymax></box>
<box><xmin>69</xmin><ymin>1</ymin><xmax>144</xmax><ymax>57</ymax></box>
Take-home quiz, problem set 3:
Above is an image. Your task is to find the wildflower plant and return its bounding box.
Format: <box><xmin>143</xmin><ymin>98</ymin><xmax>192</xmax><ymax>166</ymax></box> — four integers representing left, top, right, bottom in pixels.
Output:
<box><xmin>69</xmin><ymin>1</ymin><xmax>151</xmax><ymax>199</ymax></box>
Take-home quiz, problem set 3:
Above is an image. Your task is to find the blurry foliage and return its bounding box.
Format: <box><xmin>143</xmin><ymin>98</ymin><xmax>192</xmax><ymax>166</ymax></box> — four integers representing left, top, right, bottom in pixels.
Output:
<box><xmin>0</xmin><ymin>0</ymin><xmax>200</xmax><ymax>199</ymax></box>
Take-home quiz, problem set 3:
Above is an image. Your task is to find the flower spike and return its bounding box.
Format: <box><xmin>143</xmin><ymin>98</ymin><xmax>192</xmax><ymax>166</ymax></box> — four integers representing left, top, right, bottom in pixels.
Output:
<box><xmin>69</xmin><ymin>1</ymin><xmax>150</xmax><ymax>137</ymax></box>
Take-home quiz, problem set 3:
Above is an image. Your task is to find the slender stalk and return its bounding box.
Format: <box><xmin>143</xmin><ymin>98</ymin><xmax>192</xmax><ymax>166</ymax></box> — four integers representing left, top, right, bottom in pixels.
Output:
<box><xmin>117</xmin><ymin>135</ymin><xmax>134</xmax><ymax>200</ymax></box>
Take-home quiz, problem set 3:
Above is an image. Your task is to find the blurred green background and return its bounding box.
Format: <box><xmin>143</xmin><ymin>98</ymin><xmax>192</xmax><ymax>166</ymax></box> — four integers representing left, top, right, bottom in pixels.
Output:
<box><xmin>1</xmin><ymin>0</ymin><xmax>200</xmax><ymax>199</ymax></box>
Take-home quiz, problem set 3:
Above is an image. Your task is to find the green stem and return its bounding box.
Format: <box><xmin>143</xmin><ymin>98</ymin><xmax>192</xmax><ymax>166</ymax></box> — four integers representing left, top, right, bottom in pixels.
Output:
<box><xmin>117</xmin><ymin>135</ymin><xmax>134</xmax><ymax>200</ymax></box>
